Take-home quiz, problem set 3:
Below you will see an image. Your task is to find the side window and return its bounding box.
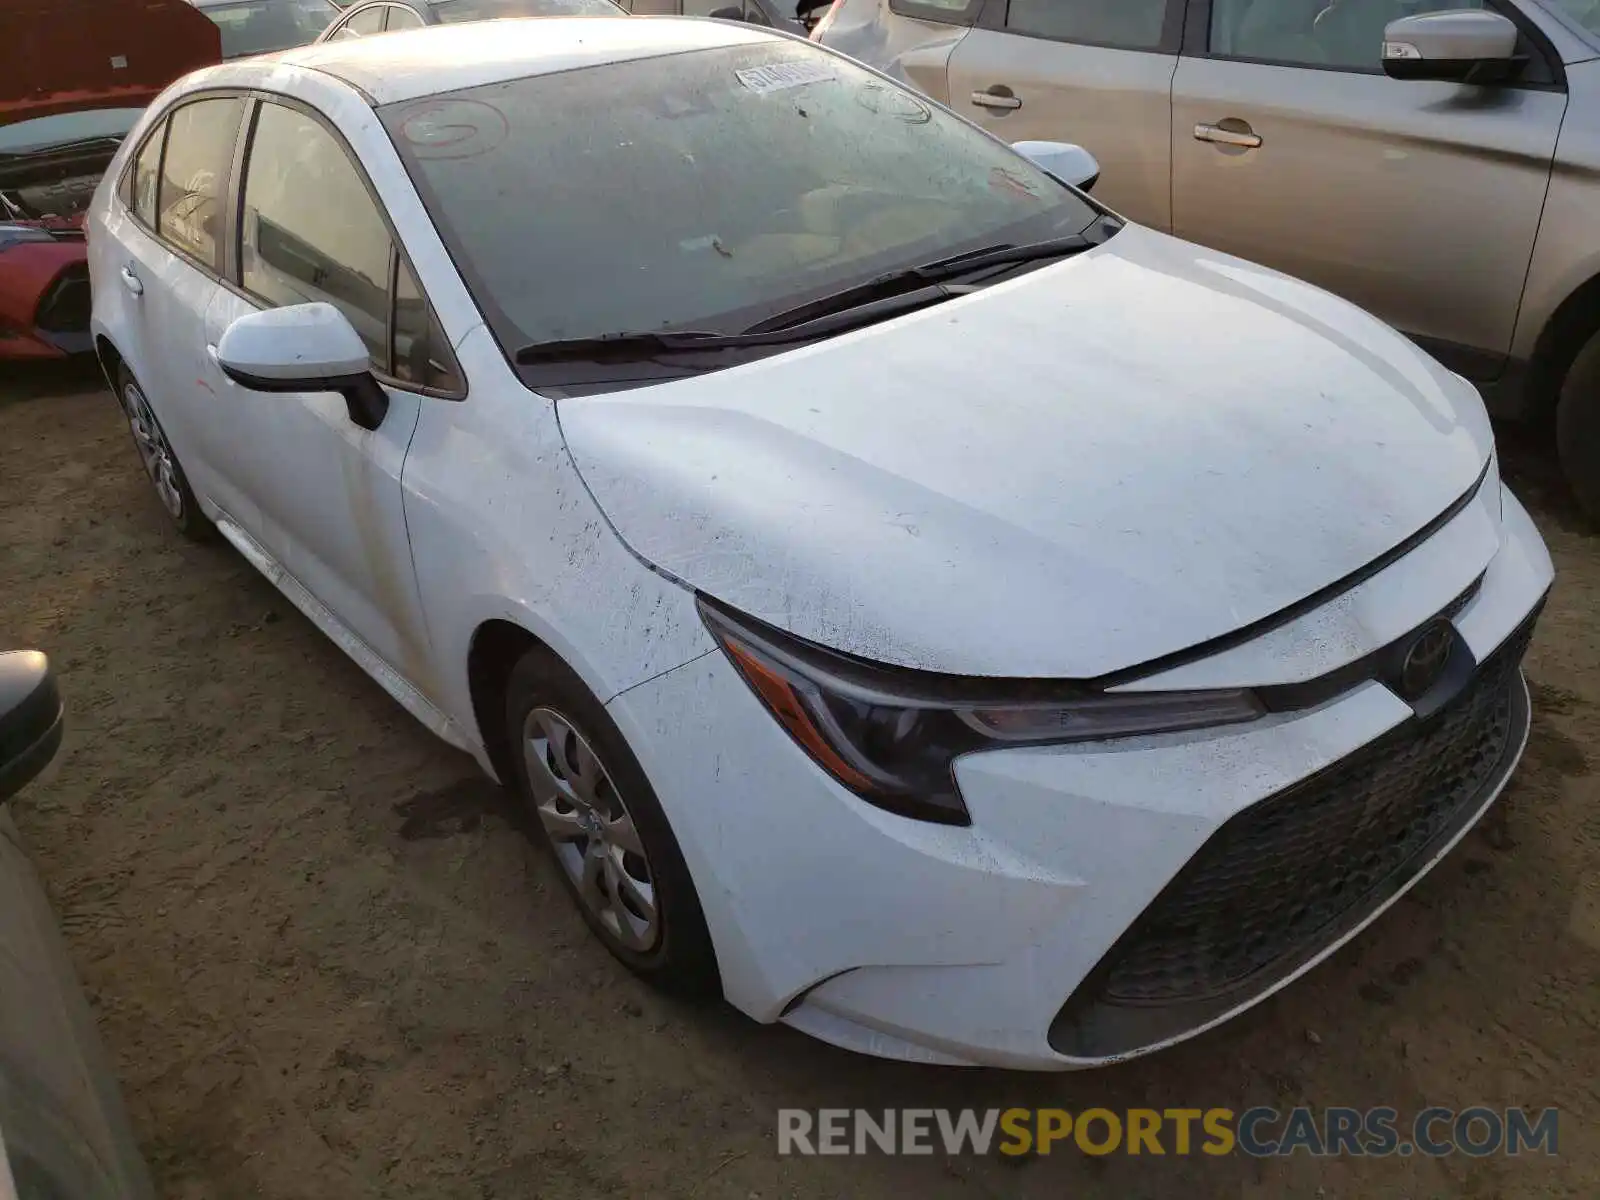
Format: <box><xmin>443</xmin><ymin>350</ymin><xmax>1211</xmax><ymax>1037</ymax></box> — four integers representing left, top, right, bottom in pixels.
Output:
<box><xmin>886</xmin><ymin>0</ymin><xmax>979</xmax><ymax>27</ymax></box>
<box><xmin>131</xmin><ymin>120</ymin><xmax>166</xmax><ymax>226</ymax></box>
<box><xmin>384</xmin><ymin>4</ymin><xmax>427</xmax><ymax>28</ymax></box>
<box><xmin>1003</xmin><ymin>0</ymin><xmax>1170</xmax><ymax>50</ymax></box>
<box><xmin>334</xmin><ymin>5</ymin><xmax>388</xmax><ymax>36</ymax></box>
<box><xmin>239</xmin><ymin>102</ymin><xmax>392</xmax><ymax>367</ymax></box>
<box><xmin>393</xmin><ymin>258</ymin><xmax>461</xmax><ymax>391</ymax></box>
<box><xmin>1217</xmin><ymin>0</ymin><xmax>1486</xmax><ymax>69</ymax></box>
<box><xmin>156</xmin><ymin>97</ymin><xmax>245</xmax><ymax>269</ymax></box>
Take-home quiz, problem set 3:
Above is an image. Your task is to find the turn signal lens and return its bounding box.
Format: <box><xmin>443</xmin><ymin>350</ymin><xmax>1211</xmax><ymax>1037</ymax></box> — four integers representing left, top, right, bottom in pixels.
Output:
<box><xmin>699</xmin><ymin>598</ymin><xmax>1265</xmax><ymax>826</ymax></box>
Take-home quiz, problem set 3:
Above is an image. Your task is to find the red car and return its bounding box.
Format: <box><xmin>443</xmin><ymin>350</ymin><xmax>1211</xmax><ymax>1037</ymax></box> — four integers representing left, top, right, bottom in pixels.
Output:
<box><xmin>0</xmin><ymin>0</ymin><xmax>220</xmax><ymax>360</ymax></box>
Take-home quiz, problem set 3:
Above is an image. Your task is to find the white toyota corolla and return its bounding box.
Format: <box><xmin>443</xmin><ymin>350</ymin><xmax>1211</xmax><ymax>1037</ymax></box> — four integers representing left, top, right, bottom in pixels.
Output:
<box><xmin>86</xmin><ymin>17</ymin><xmax>1553</xmax><ymax>1069</ymax></box>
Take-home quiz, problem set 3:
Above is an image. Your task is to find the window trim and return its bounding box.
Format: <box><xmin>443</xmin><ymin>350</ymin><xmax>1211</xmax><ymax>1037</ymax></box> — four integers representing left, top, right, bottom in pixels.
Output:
<box><xmin>1180</xmin><ymin>0</ymin><xmax>1567</xmax><ymax>90</ymax></box>
<box><xmin>120</xmin><ymin>90</ymin><xmax>251</xmax><ymax>280</ymax></box>
<box><xmin>976</xmin><ymin>0</ymin><xmax>1188</xmax><ymax>54</ymax></box>
<box><xmin>230</xmin><ymin>92</ymin><xmax>466</xmax><ymax>401</ymax></box>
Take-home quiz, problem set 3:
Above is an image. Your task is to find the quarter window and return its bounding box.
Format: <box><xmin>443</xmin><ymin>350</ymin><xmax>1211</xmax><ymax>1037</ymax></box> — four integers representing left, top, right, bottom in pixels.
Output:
<box><xmin>384</xmin><ymin>4</ymin><xmax>428</xmax><ymax>28</ymax></box>
<box><xmin>156</xmin><ymin>97</ymin><xmax>245</xmax><ymax>268</ymax></box>
<box><xmin>334</xmin><ymin>5</ymin><xmax>387</xmax><ymax>35</ymax></box>
<box><xmin>1003</xmin><ymin>0</ymin><xmax>1170</xmax><ymax>50</ymax></box>
<box><xmin>131</xmin><ymin>120</ymin><xmax>166</xmax><ymax>226</ymax></box>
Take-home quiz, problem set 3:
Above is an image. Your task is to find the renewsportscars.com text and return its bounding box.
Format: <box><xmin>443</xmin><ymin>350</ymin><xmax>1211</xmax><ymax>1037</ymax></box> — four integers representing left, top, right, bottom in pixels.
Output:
<box><xmin>777</xmin><ymin>1106</ymin><xmax>1560</xmax><ymax>1158</ymax></box>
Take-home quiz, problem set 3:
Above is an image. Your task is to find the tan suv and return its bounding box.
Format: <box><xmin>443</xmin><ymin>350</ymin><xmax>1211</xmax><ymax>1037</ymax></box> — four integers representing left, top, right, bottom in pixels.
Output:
<box><xmin>818</xmin><ymin>0</ymin><xmax>1600</xmax><ymax>520</ymax></box>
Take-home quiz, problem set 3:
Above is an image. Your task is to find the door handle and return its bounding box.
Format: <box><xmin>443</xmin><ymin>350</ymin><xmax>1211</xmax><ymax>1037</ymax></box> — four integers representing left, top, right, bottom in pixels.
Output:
<box><xmin>119</xmin><ymin>266</ymin><xmax>143</xmax><ymax>297</ymax></box>
<box><xmin>1194</xmin><ymin>122</ymin><xmax>1262</xmax><ymax>149</ymax></box>
<box><xmin>971</xmin><ymin>87</ymin><xmax>1022</xmax><ymax>111</ymax></box>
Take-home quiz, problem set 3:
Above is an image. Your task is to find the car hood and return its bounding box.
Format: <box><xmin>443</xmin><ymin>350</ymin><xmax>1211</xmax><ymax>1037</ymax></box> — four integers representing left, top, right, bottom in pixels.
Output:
<box><xmin>558</xmin><ymin>224</ymin><xmax>1494</xmax><ymax>678</ymax></box>
<box><xmin>0</xmin><ymin>0</ymin><xmax>221</xmax><ymax>128</ymax></box>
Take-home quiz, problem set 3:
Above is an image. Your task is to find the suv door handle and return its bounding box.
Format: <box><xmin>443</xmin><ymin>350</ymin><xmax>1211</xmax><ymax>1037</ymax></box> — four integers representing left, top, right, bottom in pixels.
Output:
<box><xmin>119</xmin><ymin>266</ymin><xmax>143</xmax><ymax>297</ymax></box>
<box><xmin>1195</xmin><ymin>122</ymin><xmax>1262</xmax><ymax>149</ymax></box>
<box><xmin>971</xmin><ymin>86</ymin><xmax>1022</xmax><ymax>111</ymax></box>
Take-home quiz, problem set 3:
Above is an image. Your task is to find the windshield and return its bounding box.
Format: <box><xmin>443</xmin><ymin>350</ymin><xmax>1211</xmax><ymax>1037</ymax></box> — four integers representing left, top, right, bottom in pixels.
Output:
<box><xmin>380</xmin><ymin>42</ymin><xmax>1101</xmax><ymax>383</ymax></box>
<box><xmin>1541</xmin><ymin>0</ymin><xmax>1600</xmax><ymax>37</ymax></box>
<box><xmin>0</xmin><ymin>109</ymin><xmax>144</xmax><ymax>155</ymax></box>
<box><xmin>201</xmin><ymin>0</ymin><xmax>341</xmax><ymax>57</ymax></box>
<box><xmin>432</xmin><ymin>0</ymin><xmax>625</xmax><ymax>19</ymax></box>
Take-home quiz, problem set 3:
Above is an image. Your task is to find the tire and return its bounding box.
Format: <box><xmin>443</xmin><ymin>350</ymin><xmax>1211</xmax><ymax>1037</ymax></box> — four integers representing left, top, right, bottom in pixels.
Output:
<box><xmin>1557</xmin><ymin>330</ymin><xmax>1600</xmax><ymax>526</ymax></box>
<box><xmin>504</xmin><ymin>645</ymin><xmax>720</xmax><ymax>997</ymax></box>
<box><xmin>115</xmin><ymin>363</ymin><xmax>212</xmax><ymax>541</ymax></box>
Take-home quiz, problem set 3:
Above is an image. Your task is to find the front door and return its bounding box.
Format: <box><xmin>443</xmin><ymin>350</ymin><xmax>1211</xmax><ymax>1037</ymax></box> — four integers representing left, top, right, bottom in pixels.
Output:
<box><xmin>204</xmin><ymin>97</ymin><xmax>442</xmax><ymax>688</ymax></box>
<box><xmin>944</xmin><ymin>0</ymin><xmax>1183</xmax><ymax>229</ymax></box>
<box><xmin>1171</xmin><ymin>0</ymin><xmax>1567</xmax><ymax>377</ymax></box>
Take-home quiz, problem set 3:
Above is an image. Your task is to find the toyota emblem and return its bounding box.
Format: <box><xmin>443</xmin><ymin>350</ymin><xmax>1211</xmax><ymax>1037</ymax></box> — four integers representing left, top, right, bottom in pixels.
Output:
<box><xmin>1397</xmin><ymin>621</ymin><xmax>1455</xmax><ymax>700</ymax></box>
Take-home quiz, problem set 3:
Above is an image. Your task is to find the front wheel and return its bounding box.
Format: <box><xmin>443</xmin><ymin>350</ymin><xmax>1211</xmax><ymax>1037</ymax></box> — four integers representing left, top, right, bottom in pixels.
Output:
<box><xmin>1557</xmin><ymin>330</ymin><xmax>1600</xmax><ymax>526</ymax></box>
<box><xmin>504</xmin><ymin>646</ymin><xmax>720</xmax><ymax>997</ymax></box>
<box><xmin>115</xmin><ymin>363</ymin><xmax>211</xmax><ymax>541</ymax></box>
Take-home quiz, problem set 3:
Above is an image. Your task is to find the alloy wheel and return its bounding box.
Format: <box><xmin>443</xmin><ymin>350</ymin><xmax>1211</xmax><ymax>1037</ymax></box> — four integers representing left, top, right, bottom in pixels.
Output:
<box><xmin>123</xmin><ymin>381</ymin><xmax>183</xmax><ymax>520</ymax></box>
<box><xmin>522</xmin><ymin>706</ymin><xmax>661</xmax><ymax>953</ymax></box>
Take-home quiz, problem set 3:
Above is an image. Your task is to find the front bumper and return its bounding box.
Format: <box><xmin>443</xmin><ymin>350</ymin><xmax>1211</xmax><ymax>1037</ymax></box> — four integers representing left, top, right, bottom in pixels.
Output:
<box><xmin>606</xmin><ymin>484</ymin><xmax>1553</xmax><ymax>1069</ymax></box>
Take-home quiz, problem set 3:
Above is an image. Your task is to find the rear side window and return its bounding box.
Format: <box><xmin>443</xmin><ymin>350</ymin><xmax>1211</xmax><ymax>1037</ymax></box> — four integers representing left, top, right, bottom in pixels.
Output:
<box><xmin>156</xmin><ymin>97</ymin><xmax>246</xmax><ymax>269</ymax></box>
<box><xmin>131</xmin><ymin>120</ymin><xmax>166</xmax><ymax>225</ymax></box>
<box><xmin>1003</xmin><ymin>0</ymin><xmax>1170</xmax><ymax>50</ymax></box>
<box><xmin>385</xmin><ymin>3</ymin><xmax>428</xmax><ymax>27</ymax></box>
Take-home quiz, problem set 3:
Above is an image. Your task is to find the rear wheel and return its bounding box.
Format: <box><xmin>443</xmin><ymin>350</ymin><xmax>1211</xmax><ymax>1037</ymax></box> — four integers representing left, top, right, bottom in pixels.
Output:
<box><xmin>504</xmin><ymin>645</ymin><xmax>719</xmax><ymax>997</ymax></box>
<box><xmin>115</xmin><ymin>364</ymin><xmax>211</xmax><ymax>541</ymax></box>
<box><xmin>1557</xmin><ymin>329</ymin><xmax>1600</xmax><ymax>525</ymax></box>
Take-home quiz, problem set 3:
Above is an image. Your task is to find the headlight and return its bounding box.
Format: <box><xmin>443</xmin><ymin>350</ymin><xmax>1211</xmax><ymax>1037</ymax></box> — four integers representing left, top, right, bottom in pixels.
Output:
<box><xmin>698</xmin><ymin>598</ymin><xmax>1263</xmax><ymax>825</ymax></box>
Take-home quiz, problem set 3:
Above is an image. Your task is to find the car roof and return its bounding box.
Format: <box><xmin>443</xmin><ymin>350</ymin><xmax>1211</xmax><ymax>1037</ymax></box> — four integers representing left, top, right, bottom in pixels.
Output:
<box><xmin>248</xmin><ymin>16</ymin><xmax>785</xmax><ymax>105</ymax></box>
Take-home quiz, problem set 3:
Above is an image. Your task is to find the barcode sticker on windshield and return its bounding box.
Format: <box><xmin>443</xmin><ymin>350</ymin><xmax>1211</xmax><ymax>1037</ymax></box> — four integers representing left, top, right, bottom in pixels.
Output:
<box><xmin>736</xmin><ymin>61</ymin><xmax>836</xmax><ymax>96</ymax></box>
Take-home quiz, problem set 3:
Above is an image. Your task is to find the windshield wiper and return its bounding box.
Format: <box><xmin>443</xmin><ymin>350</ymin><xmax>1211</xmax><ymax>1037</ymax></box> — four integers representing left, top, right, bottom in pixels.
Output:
<box><xmin>741</xmin><ymin>229</ymin><xmax>1110</xmax><ymax>335</ymax></box>
<box><xmin>514</xmin><ymin>286</ymin><xmax>962</xmax><ymax>365</ymax></box>
<box><xmin>513</xmin><ymin>227</ymin><xmax>1115</xmax><ymax>367</ymax></box>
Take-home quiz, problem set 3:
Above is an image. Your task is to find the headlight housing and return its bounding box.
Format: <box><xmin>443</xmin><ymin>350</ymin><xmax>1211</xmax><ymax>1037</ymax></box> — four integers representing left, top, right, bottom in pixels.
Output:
<box><xmin>698</xmin><ymin>598</ymin><xmax>1264</xmax><ymax>825</ymax></box>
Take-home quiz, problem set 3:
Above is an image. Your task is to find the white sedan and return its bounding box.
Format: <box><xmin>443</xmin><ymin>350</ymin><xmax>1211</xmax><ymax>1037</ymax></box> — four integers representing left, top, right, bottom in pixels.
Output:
<box><xmin>87</xmin><ymin>17</ymin><xmax>1553</xmax><ymax>1070</ymax></box>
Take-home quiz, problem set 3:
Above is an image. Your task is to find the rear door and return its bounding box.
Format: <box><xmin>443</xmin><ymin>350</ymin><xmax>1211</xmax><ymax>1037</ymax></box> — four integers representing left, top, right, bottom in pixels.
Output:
<box><xmin>1170</xmin><ymin>0</ymin><xmax>1567</xmax><ymax>378</ymax></box>
<box><xmin>944</xmin><ymin>0</ymin><xmax>1184</xmax><ymax>228</ymax></box>
<box><xmin>105</xmin><ymin>94</ymin><xmax>256</xmax><ymax>524</ymax></box>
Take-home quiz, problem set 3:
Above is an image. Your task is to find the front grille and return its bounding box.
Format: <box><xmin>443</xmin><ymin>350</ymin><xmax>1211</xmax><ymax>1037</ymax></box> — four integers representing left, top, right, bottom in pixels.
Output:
<box><xmin>1050</xmin><ymin>611</ymin><xmax>1538</xmax><ymax>1059</ymax></box>
<box><xmin>34</xmin><ymin>264</ymin><xmax>90</xmax><ymax>334</ymax></box>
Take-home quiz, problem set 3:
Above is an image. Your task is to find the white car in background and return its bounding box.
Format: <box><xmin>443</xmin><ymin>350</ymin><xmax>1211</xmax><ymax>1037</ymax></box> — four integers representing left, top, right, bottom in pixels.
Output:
<box><xmin>86</xmin><ymin>18</ymin><xmax>1551</xmax><ymax>1069</ymax></box>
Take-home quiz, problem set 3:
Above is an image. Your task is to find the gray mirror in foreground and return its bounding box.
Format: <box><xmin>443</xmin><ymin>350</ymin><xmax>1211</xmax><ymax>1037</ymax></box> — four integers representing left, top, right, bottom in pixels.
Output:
<box><xmin>0</xmin><ymin>650</ymin><xmax>64</xmax><ymax>805</ymax></box>
<box><xmin>1382</xmin><ymin>10</ymin><xmax>1522</xmax><ymax>83</ymax></box>
<box><xmin>1011</xmin><ymin>141</ymin><xmax>1101</xmax><ymax>193</ymax></box>
<box><xmin>216</xmin><ymin>302</ymin><xmax>390</xmax><ymax>431</ymax></box>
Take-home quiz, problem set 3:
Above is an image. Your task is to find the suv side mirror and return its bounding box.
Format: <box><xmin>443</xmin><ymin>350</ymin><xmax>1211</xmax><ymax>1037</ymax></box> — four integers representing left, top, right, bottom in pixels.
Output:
<box><xmin>216</xmin><ymin>302</ymin><xmax>390</xmax><ymax>431</ymax></box>
<box><xmin>1382</xmin><ymin>10</ymin><xmax>1523</xmax><ymax>84</ymax></box>
<box><xmin>1012</xmin><ymin>140</ymin><xmax>1101</xmax><ymax>193</ymax></box>
<box><xmin>0</xmin><ymin>651</ymin><xmax>64</xmax><ymax>805</ymax></box>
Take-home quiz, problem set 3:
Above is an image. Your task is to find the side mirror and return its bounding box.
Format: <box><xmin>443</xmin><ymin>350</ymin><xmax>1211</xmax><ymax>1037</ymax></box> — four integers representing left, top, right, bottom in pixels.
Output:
<box><xmin>216</xmin><ymin>302</ymin><xmax>389</xmax><ymax>431</ymax></box>
<box><xmin>1011</xmin><ymin>140</ymin><xmax>1101</xmax><ymax>193</ymax></box>
<box><xmin>1382</xmin><ymin>10</ymin><xmax>1523</xmax><ymax>84</ymax></box>
<box><xmin>0</xmin><ymin>651</ymin><xmax>64</xmax><ymax>806</ymax></box>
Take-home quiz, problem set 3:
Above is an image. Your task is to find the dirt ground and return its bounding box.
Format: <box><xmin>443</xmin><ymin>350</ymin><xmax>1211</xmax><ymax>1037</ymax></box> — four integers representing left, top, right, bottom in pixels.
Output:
<box><xmin>1</xmin><ymin>359</ymin><xmax>1597</xmax><ymax>1199</ymax></box>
